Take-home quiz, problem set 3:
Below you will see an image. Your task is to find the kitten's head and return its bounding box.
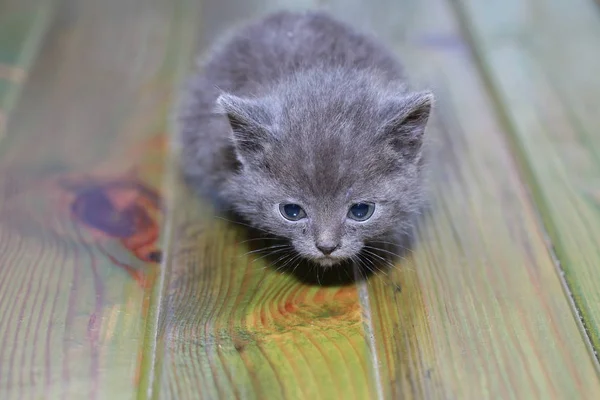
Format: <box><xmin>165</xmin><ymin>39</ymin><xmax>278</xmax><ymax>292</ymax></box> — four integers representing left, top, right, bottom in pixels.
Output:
<box><xmin>218</xmin><ymin>68</ymin><xmax>433</xmax><ymax>267</ymax></box>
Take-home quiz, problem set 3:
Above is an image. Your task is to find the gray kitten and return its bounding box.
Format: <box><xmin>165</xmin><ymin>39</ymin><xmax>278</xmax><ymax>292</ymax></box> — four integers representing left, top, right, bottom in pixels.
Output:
<box><xmin>178</xmin><ymin>10</ymin><xmax>433</xmax><ymax>268</ymax></box>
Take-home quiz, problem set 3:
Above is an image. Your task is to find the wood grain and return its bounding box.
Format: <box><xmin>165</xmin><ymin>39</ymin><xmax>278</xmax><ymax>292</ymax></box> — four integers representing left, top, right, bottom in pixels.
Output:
<box><xmin>453</xmin><ymin>0</ymin><xmax>600</xmax><ymax>351</ymax></box>
<box><xmin>155</xmin><ymin>183</ymin><xmax>383</xmax><ymax>399</ymax></box>
<box><xmin>328</xmin><ymin>0</ymin><xmax>600</xmax><ymax>397</ymax></box>
<box><xmin>153</xmin><ymin>2</ymin><xmax>390</xmax><ymax>398</ymax></box>
<box><xmin>2</xmin><ymin>0</ymin><xmax>600</xmax><ymax>398</ymax></box>
<box><xmin>0</xmin><ymin>0</ymin><xmax>56</xmax><ymax>139</ymax></box>
<box><xmin>152</xmin><ymin>0</ymin><xmax>600</xmax><ymax>399</ymax></box>
<box><xmin>0</xmin><ymin>0</ymin><xmax>199</xmax><ymax>398</ymax></box>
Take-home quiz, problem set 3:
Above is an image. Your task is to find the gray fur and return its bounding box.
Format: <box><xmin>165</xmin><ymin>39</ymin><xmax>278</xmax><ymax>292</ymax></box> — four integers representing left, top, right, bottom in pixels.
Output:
<box><xmin>177</xmin><ymin>10</ymin><xmax>434</xmax><ymax>267</ymax></box>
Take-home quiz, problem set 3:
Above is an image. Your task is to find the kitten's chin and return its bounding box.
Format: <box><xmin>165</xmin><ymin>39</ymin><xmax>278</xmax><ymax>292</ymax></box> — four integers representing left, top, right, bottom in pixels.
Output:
<box><xmin>313</xmin><ymin>256</ymin><xmax>344</xmax><ymax>267</ymax></box>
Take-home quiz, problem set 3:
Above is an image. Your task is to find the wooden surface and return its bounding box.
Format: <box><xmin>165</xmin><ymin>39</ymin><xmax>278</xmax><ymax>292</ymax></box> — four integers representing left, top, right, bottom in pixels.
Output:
<box><xmin>1</xmin><ymin>0</ymin><xmax>600</xmax><ymax>399</ymax></box>
<box><xmin>0</xmin><ymin>0</ymin><xmax>56</xmax><ymax>139</ymax></box>
<box><xmin>454</xmin><ymin>0</ymin><xmax>600</xmax><ymax>351</ymax></box>
<box><xmin>0</xmin><ymin>0</ymin><xmax>199</xmax><ymax>398</ymax></box>
<box><xmin>348</xmin><ymin>0</ymin><xmax>600</xmax><ymax>397</ymax></box>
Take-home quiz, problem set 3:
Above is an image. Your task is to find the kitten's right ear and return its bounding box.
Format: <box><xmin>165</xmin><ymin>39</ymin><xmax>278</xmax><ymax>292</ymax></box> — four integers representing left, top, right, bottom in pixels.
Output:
<box><xmin>216</xmin><ymin>93</ymin><xmax>274</xmax><ymax>166</ymax></box>
<box><xmin>379</xmin><ymin>91</ymin><xmax>434</xmax><ymax>161</ymax></box>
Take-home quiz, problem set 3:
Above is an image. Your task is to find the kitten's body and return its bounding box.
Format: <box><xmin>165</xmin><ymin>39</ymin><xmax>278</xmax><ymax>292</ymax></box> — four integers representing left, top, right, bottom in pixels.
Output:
<box><xmin>178</xmin><ymin>10</ymin><xmax>433</xmax><ymax>267</ymax></box>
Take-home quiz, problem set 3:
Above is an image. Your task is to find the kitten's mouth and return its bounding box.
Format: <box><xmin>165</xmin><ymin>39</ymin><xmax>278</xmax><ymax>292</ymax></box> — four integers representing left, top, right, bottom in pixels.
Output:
<box><xmin>314</xmin><ymin>256</ymin><xmax>344</xmax><ymax>267</ymax></box>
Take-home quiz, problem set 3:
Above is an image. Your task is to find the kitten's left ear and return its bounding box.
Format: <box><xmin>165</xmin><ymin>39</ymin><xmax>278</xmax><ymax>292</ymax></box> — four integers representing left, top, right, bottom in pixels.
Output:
<box><xmin>380</xmin><ymin>91</ymin><xmax>434</xmax><ymax>159</ymax></box>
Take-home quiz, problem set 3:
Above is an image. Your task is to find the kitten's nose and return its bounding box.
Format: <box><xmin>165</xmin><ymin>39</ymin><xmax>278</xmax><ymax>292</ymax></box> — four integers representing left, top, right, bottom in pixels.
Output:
<box><xmin>316</xmin><ymin>243</ymin><xmax>339</xmax><ymax>255</ymax></box>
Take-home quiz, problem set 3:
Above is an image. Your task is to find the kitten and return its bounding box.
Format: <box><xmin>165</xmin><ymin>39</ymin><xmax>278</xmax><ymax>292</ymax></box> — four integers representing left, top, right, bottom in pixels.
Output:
<box><xmin>177</xmin><ymin>10</ymin><xmax>433</xmax><ymax>268</ymax></box>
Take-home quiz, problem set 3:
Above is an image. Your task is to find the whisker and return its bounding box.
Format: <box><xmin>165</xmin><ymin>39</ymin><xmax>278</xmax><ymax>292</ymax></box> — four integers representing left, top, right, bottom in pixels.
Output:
<box><xmin>291</xmin><ymin>260</ymin><xmax>302</xmax><ymax>275</ymax></box>
<box><xmin>361</xmin><ymin>252</ymin><xmax>388</xmax><ymax>276</ymax></box>
<box><xmin>239</xmin><ymin>237</ymin><xmax>283</xmax><ymax>244</ymax></box>
<box><xmin>276</xmin><ymin>253</ymin><xmax>303</xmax><ymax>273</ymax></box>
<box><xmin>361</xmin><ymin>249</ymin><xmax>396</xmax><ymax>270</ymax></box>
<box><xmin>343</xmin><ymin>264</ymin><xmax>352</xmax><ymax>280</ymax></box>
<box><xmin>315</xmin><ymin>264</ymin><xmax>322</xmax><ymax>285</ymax></box>
<box><xmin>361</xmin><ymin>248</ymin><xmax>388</xmax><ymax>263</ymax></box>
<box><xmin>242</xmin><ymin>244</ymin><xmax>291</xmax><ymax>256</ymax></box>
<box><xmin>273</xmin><ymin>252</ymin><xmax>294</xmax><ymax>271</ymax></box>
<box><xmin>360</xmin><ymin>254</ymin><xmax>381</xmax><ymax>276</ymax></box>
<box><xmin>264</xmin><ymin>251</ymin><xmax>295</xmax><ymax>271</ymax></box>
<box><xmin>351</xmin><ymin>255</ymin><xmax>369</xmax><ymax>285</ymax></box>
<box><xmin>363</xmin><ymin>245</ymin><xmax>405</xmax><ymax>260</ymax></box>
<box><xmin>363</xmin><ymin>249</ymin><xmax>415</xmax><ymax>273</ymax></box>
<box><xmin>368</xmin><ymin>240</ymin><xmax>399</xmax><ymax>246</ymax></box>
<box><xmin>359</xmin><ymin>252</ymin><xmax>384</xmax><ymax>275</ymax></box>
<box><xmin>368</xmin><ymin>240</ymin><xmax>414</xmax><ymax>254</ymax></box>
<box><xmin>351</xmin><ymin>254</ymin><xmax>371</xmax><ymax>276</ymax></box>
<box><xmin>251</xmin><ymin>247</ymin><xmax>292</xmax><ymax>264</ymax></box>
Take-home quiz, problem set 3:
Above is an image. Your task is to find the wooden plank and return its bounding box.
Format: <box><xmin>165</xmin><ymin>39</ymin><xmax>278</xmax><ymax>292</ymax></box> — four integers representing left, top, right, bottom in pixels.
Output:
<box><xmin>327</xmin><ymin>0</ymin><xmax>600</xmax><ymax>398</ymax></box>
<box><xmin>453</xmin><ymin>0</ymin><xmax>600</xmax><ymax>351</ymax></box>
<box><xmin>0</xmin><ymin>0</ymin><xmax>199</xmax><ymax>398</ymax></box>
<box><xmin>0</xmin><ymin>0</ymin><xmax>56</xmax><ymax>139</ymax></box>
<box><xmin>154</xmin><ymin>1</ymin><xmax>600</xmax><ymax>400</ymax></box>
<box><xmin>154</xmin><ymin>2</ymin><xmax>388</xmax><ymax>399</ymax></box>
<box><xmin>156</xmin><ymin>187</ymin><xmax>383</xmax><ymax>399</ymax></box>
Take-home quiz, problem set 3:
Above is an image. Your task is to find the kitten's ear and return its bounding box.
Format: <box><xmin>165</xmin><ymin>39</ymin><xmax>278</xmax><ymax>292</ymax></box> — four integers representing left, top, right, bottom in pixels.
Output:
<box><xmin>380</xmin><ymin>91</ymin><xmax>434</xmax><ymax>160</ymax></box>
<box><xmin>216</xmin><ymin>93</ymin><xmax>274</xmax><ymax>166</ymax></box>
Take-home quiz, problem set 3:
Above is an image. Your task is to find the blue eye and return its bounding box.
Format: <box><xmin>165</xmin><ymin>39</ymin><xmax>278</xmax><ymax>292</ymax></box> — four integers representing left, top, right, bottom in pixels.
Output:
<box><xmin>348</xmin><ymin>203</ymin><xmax>375</xmax><ymax>221</ymax></box>
<box><xmin>279</xmin><ymin>203</ymin><xmax>307</xmax><ymax>221</ymax></box>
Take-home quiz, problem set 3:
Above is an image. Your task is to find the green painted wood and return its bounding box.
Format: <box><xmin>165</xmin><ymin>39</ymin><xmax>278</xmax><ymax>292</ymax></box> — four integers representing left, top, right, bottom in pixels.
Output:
<box><xmin>155</xmin><ymin>188</ymin><xmax>383</xmax><ymax>399</ymax></box>
<box><xmin>0</xmin><ymin>0</ymin><xmax>56</xmax><ymax>139</ymax></box>
<box><xmin>0</xmin><ymin>0</ymin><xmax>199</xmax><ymax>398</ymax></box>
<box><xmin>2</xmin><ymin>0</ymin><xmax>600</xmax><ymax>398</ymax></box>
<box><xmin>152</xmin><ymin>0</ymin><xmax>600</xmax><ymax>398</ymax></box>
<box><xmin>453</xmin><ymin>0</ymin><xmax>600</xmax><ymax>352</ymax></box>
<box><xmin>154</xmin><ymin>3</ymin><xmax>394</xmax><ymax>399</ymax></box>
<box><xmin>332</xmin><ymin>0</ymin><xmax>600</xmax><ymax>397</ymax></box>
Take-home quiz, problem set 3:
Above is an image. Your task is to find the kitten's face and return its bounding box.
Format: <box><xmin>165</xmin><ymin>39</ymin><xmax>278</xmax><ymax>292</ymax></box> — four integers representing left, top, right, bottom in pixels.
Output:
<box><xmin>218</xmin><ymin>70</ymin><xmax>433</xmax><ymax>267</ymax></box>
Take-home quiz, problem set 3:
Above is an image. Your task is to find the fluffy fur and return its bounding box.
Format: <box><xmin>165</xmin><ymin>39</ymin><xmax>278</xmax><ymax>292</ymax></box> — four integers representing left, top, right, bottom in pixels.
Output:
<box><xmin>177</xmin><ymin>10</ymin><xmax>434</xmax><ymax>267</ymax></box>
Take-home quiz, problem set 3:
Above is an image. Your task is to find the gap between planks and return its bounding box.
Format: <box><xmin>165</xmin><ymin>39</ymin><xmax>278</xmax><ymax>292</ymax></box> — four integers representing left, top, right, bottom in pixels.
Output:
<box><xmin>446</xmin><ymin>0</ymin><xmax>600</xmax><ymax>370</ymax></box>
